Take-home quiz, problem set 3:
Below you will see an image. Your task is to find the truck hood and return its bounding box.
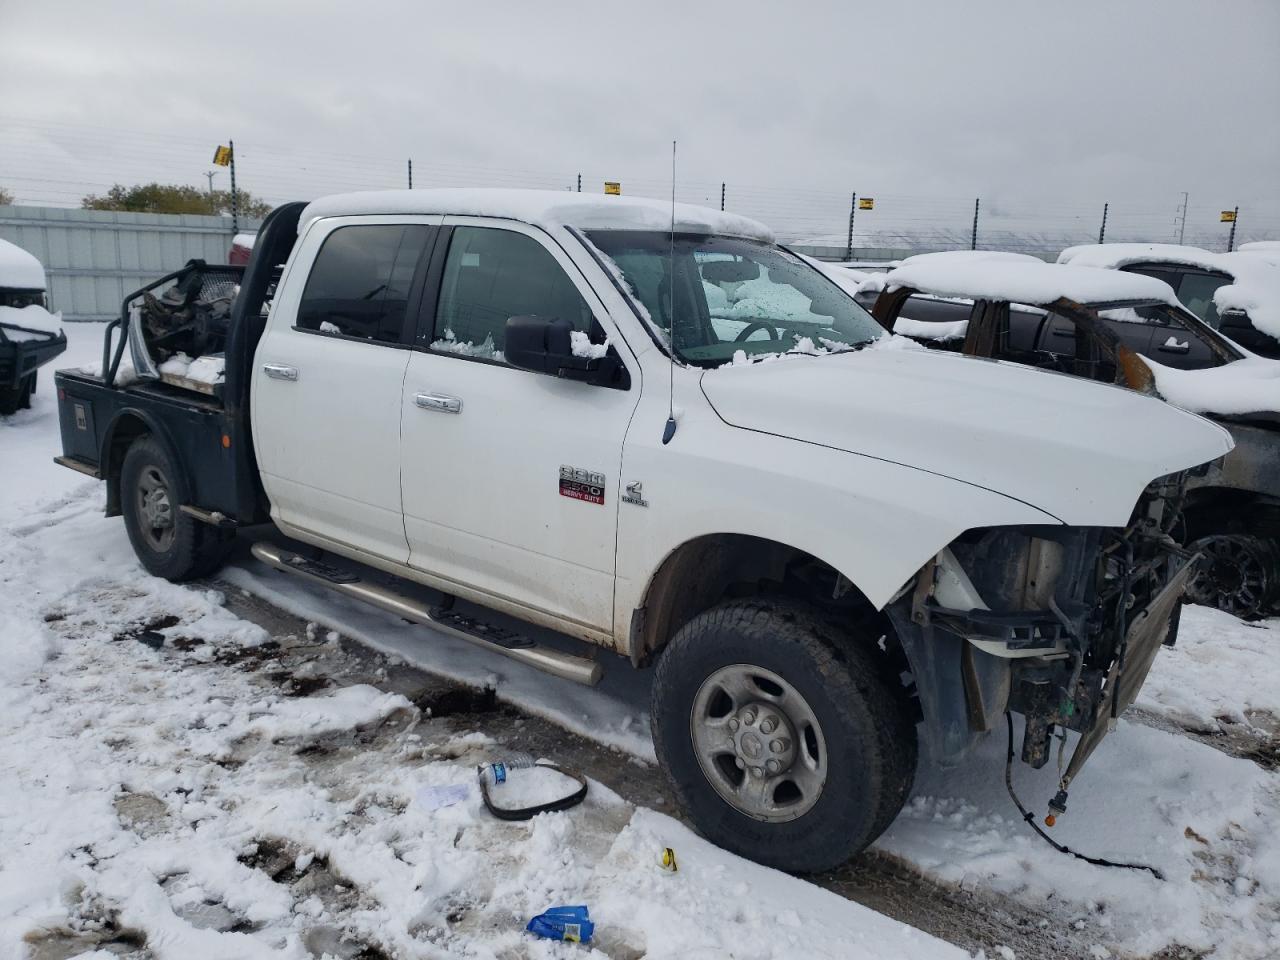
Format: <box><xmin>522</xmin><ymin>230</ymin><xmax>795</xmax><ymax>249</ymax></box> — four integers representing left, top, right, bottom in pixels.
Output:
<box><xmin>700</xmin><ymin>344</ymin><xmax>1234</xmax><ymax>527</ymax></box>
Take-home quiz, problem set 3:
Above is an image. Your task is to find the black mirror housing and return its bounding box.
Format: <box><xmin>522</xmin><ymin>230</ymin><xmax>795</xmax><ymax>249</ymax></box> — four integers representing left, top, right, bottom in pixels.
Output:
<box><xmin>505</xmin><ymin>315</ymin><xmax>629</xmax><ymax>389</ymax></box>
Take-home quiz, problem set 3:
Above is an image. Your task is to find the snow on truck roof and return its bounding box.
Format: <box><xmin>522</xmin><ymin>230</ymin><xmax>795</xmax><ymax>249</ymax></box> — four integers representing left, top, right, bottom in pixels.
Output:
<box><xmin>885</xmin><ymin>252</ymin><xmax>1178</xmax><ymax>307</ymax></box>
<box><xmin>1059</xmin><ymin>242</ymin><xmax>1280</xmax><ymax>341</ymax></box>
<box><xmin>300</xmin><ymin>188</ymin><xmax>774</xmax><ymax>242</ymax></box>
<box><xmin>0</xmin><ymin>238</ymin><xmax>46</xmax><ymax>290</ymax></box>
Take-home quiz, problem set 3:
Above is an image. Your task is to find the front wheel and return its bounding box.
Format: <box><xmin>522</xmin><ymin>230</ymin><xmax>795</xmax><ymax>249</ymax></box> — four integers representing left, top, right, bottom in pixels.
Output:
<box><xmin>650</xmin><ymin>599</ymin><xmax>916</xmax><ymax>873</ymax></box>
<box><xmin>121</xmin><ymin>436</ymin><xmax>231</xmax><ymax>581</ymax></box>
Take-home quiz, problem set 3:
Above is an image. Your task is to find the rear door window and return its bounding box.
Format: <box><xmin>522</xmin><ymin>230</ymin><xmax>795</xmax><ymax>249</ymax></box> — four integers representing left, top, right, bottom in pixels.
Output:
<box><xmin>296</xmin><ymin>224</ymin><xmax>432</xmax><ymax>343</ymax></box>
<box><xmin>429</xmin><ymin>226</ymin><xmax>592</xmax><ymax>363</ymax></box>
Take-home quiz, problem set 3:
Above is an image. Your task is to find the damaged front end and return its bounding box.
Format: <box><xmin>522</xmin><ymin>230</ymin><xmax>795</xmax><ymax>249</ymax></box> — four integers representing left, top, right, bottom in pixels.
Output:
<box><xmin>887</xmin><ymin>472</ymin><xmax>1193</xmax><ymax>817</ymax></box>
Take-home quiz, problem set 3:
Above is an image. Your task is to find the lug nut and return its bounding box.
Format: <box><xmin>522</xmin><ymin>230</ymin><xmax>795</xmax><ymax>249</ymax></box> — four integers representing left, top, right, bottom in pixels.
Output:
<box><xmin>760</xmin><ymin>718</ymin><xmax>777</xmax><ymax>734</ymax></box>
<box><xmin>735</xmin><ymin>757</ymin><xmax>745</xmax><ymax>770</ymax></box>
<box><xmin>727</xmin><ymin>718</ymin><xmax>739</xmax><ymax>731</ymax></box>
<box><xmin>769</xmin><ymin>738</ymin><xmax>790</xmax><ymax>754</ymax></box>
<box><xmin>766</xmin><ymin>759</ymin><xmax>781</xmax><ymax>774</ymax></box>
<box><xmin>750</xmin><ymin>766</ymin><xmax>765</xmax><ymax>778</ymax></box>
<box><xmin>742</xmin><ymin>709</ymin><xmax>757</xmax><ymax>725</ymax></box>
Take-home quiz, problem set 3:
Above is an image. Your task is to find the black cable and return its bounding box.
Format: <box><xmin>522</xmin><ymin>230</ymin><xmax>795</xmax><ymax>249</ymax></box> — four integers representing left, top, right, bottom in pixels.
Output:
<box><xmin>1003</xmin><ymin>713</ymin><xmax>1165</xmax><ymax>881</ymax></box>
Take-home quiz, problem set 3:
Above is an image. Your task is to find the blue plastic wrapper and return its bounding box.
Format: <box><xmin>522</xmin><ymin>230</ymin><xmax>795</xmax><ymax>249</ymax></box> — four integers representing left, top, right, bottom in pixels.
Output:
<box><xmin>526</xmin><ymin>904</ymin><xmax>594</xmax><ymax>943</ymax></box>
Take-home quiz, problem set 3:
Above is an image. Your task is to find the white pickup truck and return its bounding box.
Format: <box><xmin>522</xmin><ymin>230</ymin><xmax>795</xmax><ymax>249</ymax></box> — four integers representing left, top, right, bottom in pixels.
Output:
<box><xmin>54</xmin><ymin>189</ymin><xmax>1232</xmax><ymax>871</ymax></box>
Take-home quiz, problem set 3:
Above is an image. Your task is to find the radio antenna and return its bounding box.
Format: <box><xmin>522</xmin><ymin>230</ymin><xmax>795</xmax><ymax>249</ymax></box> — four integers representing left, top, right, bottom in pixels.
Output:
<box><xmin>662</xmin><ymin>139</ymin><xmax>678</xmax><ymax>445</ymax></box>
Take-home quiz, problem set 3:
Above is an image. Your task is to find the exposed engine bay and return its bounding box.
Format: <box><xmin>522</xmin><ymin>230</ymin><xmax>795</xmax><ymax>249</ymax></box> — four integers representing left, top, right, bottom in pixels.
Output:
<box><xmin>888</xmin><ymin>472</ymin><xmax>1193</xmax><ymax>819</ymax></box>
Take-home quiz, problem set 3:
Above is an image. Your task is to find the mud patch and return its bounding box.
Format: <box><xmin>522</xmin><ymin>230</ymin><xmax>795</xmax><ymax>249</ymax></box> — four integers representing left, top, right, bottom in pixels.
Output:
<box><xmin>267</xmin><ymin>670</ymin><xmax>333</xmax><ymax>697</ymax></box>
<box><xmin>112</xmin><ymin>614</ymin><xmax>180</xmax><ymax>645</ymax></box>
<box><xmin>416</xmin><ymin>684</ymin><xmax>502</xmax><ymax>718</ymax></box>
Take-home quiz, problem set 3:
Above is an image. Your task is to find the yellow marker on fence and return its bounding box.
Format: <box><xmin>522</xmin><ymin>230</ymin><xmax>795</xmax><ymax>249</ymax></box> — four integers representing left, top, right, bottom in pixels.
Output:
<box><xmin>604</xmin><ymin>181</ymin><xmax>621</xmax><ymax>196</ymax></box>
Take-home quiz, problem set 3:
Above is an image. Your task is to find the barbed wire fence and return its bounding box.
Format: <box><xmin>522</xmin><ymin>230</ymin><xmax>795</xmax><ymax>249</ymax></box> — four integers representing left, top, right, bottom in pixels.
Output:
<box><xmin>2</xmin><ymin>116</ymin><xmax>1275</xmax><ymax>260</ymax></box>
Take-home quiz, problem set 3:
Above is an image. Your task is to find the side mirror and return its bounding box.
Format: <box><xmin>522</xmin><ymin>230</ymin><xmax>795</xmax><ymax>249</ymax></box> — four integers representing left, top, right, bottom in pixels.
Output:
<box><xmin>505</xmin><ymin>315</ymin><xmax>629</xmax><ymax>389</ymax></box>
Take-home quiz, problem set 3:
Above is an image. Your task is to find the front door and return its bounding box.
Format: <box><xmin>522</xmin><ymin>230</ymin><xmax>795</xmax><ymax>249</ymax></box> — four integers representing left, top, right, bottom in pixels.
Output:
<box><xmin>253</xmin><ymin>216</ymin><xmax>439</xmax><ymax>561</ymax></box>
<box><xmin>399</xmin><ymin>219</ymin><xmax>639</xmax><ymax>633</ymax></box>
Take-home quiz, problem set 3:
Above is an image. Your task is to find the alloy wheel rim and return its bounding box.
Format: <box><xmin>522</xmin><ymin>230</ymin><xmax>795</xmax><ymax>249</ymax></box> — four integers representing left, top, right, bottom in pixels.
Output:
<box><xmin>136</xmin><ymin>465</ymin><xmax>175</xmax><ymax>552</ymax></box>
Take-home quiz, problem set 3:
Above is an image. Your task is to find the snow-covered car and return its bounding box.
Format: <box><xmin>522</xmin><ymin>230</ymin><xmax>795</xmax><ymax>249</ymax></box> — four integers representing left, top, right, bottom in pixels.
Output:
<box><xmin>0</xmin><ymin>237</ymin><xmax>66</xmax><ymax>414</ymax></box>
<box><xmin>1058</xmin><ymin>243</ymin><xmax>1280</xmax><ymax>360</ymax></box>
<box><xmin>52</xmin><ymin>190</ymin><xmax>1231</xmax><ymax>872</ymax></box>
<box><xmin>869</xmin><ymin>253</ymin><xmax>1280</xmax><ymax>619</ymax></box>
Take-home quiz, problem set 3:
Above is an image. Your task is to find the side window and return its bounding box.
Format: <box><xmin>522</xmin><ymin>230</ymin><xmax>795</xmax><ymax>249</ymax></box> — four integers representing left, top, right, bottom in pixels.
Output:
<box><xmin>1175</xmin><ymin>272</ymin><xmax>1230</xmax><ymax>328</ymax></box>
<box><xmin>297</xmin><ymin>224</ymin><xmax>430</xmax><ymax>343</ymax></box>
<box><xmin>430</xmin><ymin>227</ymin><xmax>592</xmax><ymax>362</ymax></box>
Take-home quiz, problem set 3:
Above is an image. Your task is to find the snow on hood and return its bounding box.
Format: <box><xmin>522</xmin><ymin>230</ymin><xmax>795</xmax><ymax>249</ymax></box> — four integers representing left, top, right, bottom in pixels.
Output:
<box><xmin>299</xmin><ymin>188</ymin><xmax>773</xmax><ymax>242</ymax></box>
<box><xmin>0</xmin><ymin>304</ymin><xmax>61</xmax><ymax>338</ymax></box>
<box><xmin>1142</xmin><ymin>355</ymin><xmax>1280</xmax><ymax>417</ymax></box>
<box><xmin>1058</xmin><ymin>243</ymin><xmax>1280</xmax><ymax>341</ymax></box>
<box><xmin>701</xmin><ymin>348</ymin><xmax>1232</xmax><ymax>527</ymax></box>
<box><xmin>886</xmin><ymin>256</ymin><xmax>1178</xmax><ymax>307</ymax></box>
<box><xmin>0</xmin><ymin>238</ymin><xmax>46</xmax><ymax>290</ymax></box>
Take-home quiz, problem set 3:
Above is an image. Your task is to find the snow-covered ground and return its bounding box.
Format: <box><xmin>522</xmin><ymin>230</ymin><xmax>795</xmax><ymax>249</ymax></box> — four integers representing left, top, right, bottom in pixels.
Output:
<box><xmin>2</xmin><ymin>323</ymin><xmax>1279</xmax><ymax>958</ymax></box>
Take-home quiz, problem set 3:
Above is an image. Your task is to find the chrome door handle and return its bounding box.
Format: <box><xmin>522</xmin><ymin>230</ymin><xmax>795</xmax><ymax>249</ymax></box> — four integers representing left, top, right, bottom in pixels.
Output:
<box><xmin>415</xmin><ymin>392</ymin><xmax>462</xmax><ymax>414</ymax></box>
<box><xmin>263</xmin><ymin>362</ymin><xmax>298</xmax><ymax>381</ymax></box>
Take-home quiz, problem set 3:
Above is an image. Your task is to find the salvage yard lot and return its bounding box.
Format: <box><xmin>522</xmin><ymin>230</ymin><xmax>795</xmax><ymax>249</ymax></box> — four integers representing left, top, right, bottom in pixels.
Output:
<box><xmin>2</xmin><ymin>325</ymin><xmax>1279</xmax><ymax>959</ymax></box>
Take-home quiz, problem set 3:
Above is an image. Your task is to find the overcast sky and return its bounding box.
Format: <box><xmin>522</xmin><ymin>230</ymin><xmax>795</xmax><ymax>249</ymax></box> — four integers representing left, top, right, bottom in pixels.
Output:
<box><xmin>2</xmin><ymin>0</ymin><xmax>1277</xmax><ymax>243</ymax></box>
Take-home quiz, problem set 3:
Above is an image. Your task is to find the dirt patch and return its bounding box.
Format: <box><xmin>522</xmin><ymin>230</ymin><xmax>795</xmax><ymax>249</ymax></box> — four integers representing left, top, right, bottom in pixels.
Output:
<box><xmin>112</xmin><ymin>615</ymin><xmax>180</xmax><ymax>645</ymax></box>
<box><xmin>416</xmin><ymin>684</ymin><xmax>503</xmax><ymax>718</ymax></box>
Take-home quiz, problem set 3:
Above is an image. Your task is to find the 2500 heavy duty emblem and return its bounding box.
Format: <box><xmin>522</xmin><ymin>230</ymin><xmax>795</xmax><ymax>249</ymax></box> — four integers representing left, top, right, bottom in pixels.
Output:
<box><xmin>559</xmin><ymin>465</ymin><xmax>606</xmax><ymax>505</ymax></box>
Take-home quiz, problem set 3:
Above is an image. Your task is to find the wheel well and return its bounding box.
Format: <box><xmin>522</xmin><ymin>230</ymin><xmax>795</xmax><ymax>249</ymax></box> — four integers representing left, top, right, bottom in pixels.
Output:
<box><xmin>1182</xmin><ymin>487</ymin><xmax>1280</xmax><ymax>541</ymax></box>
<box><xmin>630</xmin><ymin>534</ymin><xmax>891</xmax><ymax>668</ymax></box>
<box><xmin>102</xmin><ymin>414</ymin><xmax>152</xmax><ymax>517</ymax></box>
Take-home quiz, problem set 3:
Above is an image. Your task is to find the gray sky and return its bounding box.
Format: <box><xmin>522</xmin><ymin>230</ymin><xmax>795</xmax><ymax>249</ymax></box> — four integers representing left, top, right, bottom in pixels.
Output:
<box><xmin>2</xmin><ymin>0</ymin><xmax>1277</xmax><ymax>245</ymax></box>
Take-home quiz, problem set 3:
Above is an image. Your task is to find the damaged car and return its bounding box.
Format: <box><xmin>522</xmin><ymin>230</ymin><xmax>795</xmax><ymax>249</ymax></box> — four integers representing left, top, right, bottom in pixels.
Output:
<box><xmin>53</xmin><ymin>190</ymin><xmax>1230</xmax><ymax>871</ymax></box>
<box><xmin>869</xmin><ymin>252</ymin><xmax>1280</xmax><ymax>620</ymax></box>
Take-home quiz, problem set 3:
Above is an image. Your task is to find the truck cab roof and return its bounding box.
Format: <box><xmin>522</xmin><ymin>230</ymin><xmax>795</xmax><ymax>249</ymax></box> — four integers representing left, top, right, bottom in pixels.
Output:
<box><xmin>298</xmin><ymin>188</ymin><xmax>774</xmax><ymax>243</ymax></box>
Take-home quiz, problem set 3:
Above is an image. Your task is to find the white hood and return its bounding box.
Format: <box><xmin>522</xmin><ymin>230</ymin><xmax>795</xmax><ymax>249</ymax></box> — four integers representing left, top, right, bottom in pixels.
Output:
<box><xmin>701</xmin><ymin>347</ymin><xmax>1234</xmax><ymax>527</ymax></box>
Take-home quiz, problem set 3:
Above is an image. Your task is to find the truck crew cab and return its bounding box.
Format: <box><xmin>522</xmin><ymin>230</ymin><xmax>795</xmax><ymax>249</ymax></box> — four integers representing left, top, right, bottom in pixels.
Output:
<box><xmin>53</xmin><ymin>190</ymin><xmax>1231</xmax><ymax>872</ymax></box>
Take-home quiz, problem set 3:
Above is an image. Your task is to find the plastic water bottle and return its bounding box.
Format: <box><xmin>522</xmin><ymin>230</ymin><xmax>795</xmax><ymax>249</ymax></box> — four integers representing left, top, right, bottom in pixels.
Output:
<box><xmin>479</xmin><ymin>751</ymin><xmax>536</xmax><ymax>787</ymax></box>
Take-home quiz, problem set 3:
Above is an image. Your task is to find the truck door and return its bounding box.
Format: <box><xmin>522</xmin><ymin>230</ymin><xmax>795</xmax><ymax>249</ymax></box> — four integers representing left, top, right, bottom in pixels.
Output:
<box><xmin>399</xmin><ymin>219</ymin><xmax>640</xmax><ymax>634</ymax></box>
<box><xmin>253</xmin><ymin>216</ymin><xmax>440</xmax><ymax>561</ymax></box>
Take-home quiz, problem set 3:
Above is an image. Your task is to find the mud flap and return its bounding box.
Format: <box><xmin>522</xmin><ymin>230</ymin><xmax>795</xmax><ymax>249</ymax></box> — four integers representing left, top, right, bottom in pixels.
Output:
<box><xmin>1062</xmin><ymin>558</ymin><xmax>1195</xmax><ymax>787</ymax></box>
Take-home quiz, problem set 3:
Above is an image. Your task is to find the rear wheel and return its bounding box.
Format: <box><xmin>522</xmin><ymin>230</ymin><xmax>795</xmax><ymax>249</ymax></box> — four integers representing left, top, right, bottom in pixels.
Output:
<box><xmin>0</xmin><ymin>373</ymin><xmax>34</xmax><ymax>415</ymax></box>
<box><xmin>650</xmin><ymin>599</ymin><xmax>916</xmax><ymax>873</ymax></box>
<box><xmin>1185</xmin><ymin>533</ymin><xmax>1280</xmax><ymax>620</ymax></box>
<box><xmin>121</xmin><ymin>436</ymin><xmax>231</xmax><ymax>581</ymax></box>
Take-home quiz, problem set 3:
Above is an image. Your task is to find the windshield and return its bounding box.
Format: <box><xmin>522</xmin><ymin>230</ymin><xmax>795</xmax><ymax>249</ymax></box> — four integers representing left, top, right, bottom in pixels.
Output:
<box><xmin>585</xmin><ymin>231</ymin><xmax>885</xmax><ymax>366</ymax></box>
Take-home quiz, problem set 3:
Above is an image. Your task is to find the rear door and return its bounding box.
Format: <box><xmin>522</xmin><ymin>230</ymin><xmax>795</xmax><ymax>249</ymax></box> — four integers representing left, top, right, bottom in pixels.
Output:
<box><xmin>253</xmin><ymin>216</ymin><xmax>439</xmax><ymax>561</ymax></box>
<box><xmin>399</xmin><ymin>218</ymin><xmax>640</xmax><ymax>634</ymax></box>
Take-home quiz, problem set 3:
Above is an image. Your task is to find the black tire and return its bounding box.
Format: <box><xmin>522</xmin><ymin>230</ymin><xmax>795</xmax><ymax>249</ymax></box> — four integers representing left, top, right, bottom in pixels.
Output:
<box><xmin>651</xmin><ymin>599</ymin><xmax>916</xmax><ymax>873</ymax></box>
<box><xmin>0</xmin><ymin>375</ymin><xmax>32</xmax><ymax>415</ymax></box>
<box><xmin>121</xmin><ymin>436</ymin><xmax>231</xmax><ymax>581</ymax></box>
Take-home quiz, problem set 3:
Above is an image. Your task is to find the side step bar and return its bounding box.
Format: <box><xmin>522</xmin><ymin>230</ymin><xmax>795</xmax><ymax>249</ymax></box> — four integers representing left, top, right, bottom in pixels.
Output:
<box><xmin>250</xmin><ymin>541</ymin><xmax>602</xmax><ymax>686</ymax></box>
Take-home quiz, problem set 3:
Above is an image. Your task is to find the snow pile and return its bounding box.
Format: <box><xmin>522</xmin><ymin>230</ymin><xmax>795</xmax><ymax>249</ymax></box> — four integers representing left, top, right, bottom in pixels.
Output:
<box><xmin>158</xmin><ymin>351</ymin><xmax>226</xmax><ymax>385</ymax></box>
<box><xmin>887</xmin><ymin>256</ymin><xmax>1177</xmax><ymax>307</ymax></box>
<box><xmin>0</xmin><ymin>486</ymin><xmax>963</xmax><ymax>960</ymax></box>
<box><xmin>300</xmin><ymin>188</ymin><xmax>773</xmax><ymax>242</ymax></box>
<box><xmin>0</xmin><ymin>303</ymin><xmax>62</xmax><ymax>338</ymax></box>
<box><xmin>569</xmin><ymin>329</ymin><xmax>609</xmax><ymax>359</ymax></box>
<box><xmin>893</xmin><ymin>314</ymin><xmax>968</xmax><ymax>341</ymax></box>
<box><xmin>430</xmin><ymin>329</ymin><xmax>505</xmax><ymax>362</ymax></box>
<box><xmin>0</xmin><ymin>238</ymin><xmax>46</xmax><ymax>290</ymax></box>
<box><xmin>1141</xmin><ymin>354</ymin><xmax>1280</xmax><ymax>416</ymax></box>
<box><xmin>1238</xmin><ymin>241</ymin><xmax>1280</xmax><ymax>266</ymax></box>
<box><xmin>1059</xmin><ymin>243</ymin><xmax>1280</xmax><ymax>341</ymax></box>
<box><xmin>1138</xmin><ymin>605</ymin><xmax>1280</xmax><ymax>735</ymax></box>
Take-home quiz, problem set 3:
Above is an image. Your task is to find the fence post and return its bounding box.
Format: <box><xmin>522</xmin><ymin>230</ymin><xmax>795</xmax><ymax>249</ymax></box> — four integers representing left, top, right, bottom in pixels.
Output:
<box><xmin>228</xmin><ymin>138</ymin><xmax>239</xmax><ymax>235</ymax></box>
<box><xmin>846</xmin><ymin>192</ymin><xmax>857</xmax><ymax>261</ymax></box>
<box><xmin>721</xmin><ymin>182</ymin><xmax>725</xmax><ymax>212</ymax></box>
<box><xmin>577</xmin><ymin>173</ymin><xmax>581</xmax><ymax>193</ymax></box>
<box><xmin>970</xmin><ymin>198</ymin><xmax>979</xmax><ymax>250</ymax></box>
<box><xmin>1227</xmin><ymin>206</ymin><xmax>1239</xmax><ymax>251</ymax></box>
<box><xmin>407</xmin><ymin>159</ymin><xmax>413</xmax><ymax>189</ymax></box>
<box><xmin>1099</xmin><ymin>202</ymin><xmax>1108</xmax><ymax>244</ymax></box>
